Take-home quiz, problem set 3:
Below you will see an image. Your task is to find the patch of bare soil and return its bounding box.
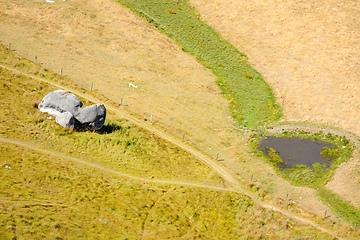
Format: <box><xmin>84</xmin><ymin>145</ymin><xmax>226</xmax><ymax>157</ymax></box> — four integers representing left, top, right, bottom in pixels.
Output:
<box><xmin>190</xmin><ymin>0</ymin><xmax>360</xmax><ymax>208</ymax></box>
<box><xmin>0</xmin><ymin>0</ymin><xmax>355</xmax><ymax>219</ymax></box>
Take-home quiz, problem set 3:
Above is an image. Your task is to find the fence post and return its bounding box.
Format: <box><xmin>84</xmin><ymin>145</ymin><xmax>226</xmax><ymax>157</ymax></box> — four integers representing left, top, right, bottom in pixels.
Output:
<box><xmin>216</xmin><ymin>152</ymin><xmax>219</xmax><ymax>160</ymax></box>
<box><xmin>90</xmin><ymin>82</ymin><xmax>93</xmax><ymax>90</ymax></box>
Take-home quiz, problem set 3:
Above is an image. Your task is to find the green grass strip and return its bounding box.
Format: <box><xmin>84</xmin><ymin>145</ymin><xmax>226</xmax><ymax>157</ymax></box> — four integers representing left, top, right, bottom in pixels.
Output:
<box><xmin>317</xmin><ymin>188</ymin><xmax>360</xmax><ymax>226</ymax></box>
<box><xmin>116</xmin><ymin>0</ymin><xmax>282</xmax><ymax>128</ymax></box>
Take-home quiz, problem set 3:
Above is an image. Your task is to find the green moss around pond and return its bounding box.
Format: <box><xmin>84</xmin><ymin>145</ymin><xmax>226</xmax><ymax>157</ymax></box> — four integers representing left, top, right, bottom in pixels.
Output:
<box><xmin>252</xmin><ymin>130</ymin><xmax>355</xmax><ymax>188</ymax></box>
<box><xmin>250</xmin><ymin>129</ymin><xmax>360</xmax><ymax>226</ymax></box>
<box><xmin>116</xmin><ymin>0</ymin><xmax>282</xmax><ymax>129</ymax></box>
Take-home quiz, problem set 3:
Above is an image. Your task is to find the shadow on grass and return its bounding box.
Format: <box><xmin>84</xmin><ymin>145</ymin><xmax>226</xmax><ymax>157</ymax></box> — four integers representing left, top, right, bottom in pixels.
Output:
<box><xmin>96</xmin><ymin>122</ymin><xmax>122</xmax><ymax>134</ymax></box>
<box><xmin>57</xmin><ymin>121</ymin><xmax>123</xmax><ymax>135</ymax></box>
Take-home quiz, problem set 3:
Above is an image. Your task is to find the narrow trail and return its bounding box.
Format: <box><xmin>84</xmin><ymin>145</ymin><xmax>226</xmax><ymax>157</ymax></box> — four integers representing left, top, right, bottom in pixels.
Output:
<box><xmin>0</xmin><ymin>136</ymin><xmax>233</xmax><ymax>193</ymax></box>
<box><xmin>0</xmin><ymin>64</ymin><xmax>345</xmax><ymax>239</ymax></box>
<box><xmin>0</xmin><ymin>64</ymin><xmax>243</xmax><ymax>190</ymax></box>
<box><xmin>0</xmin><ymin>136</ymin><xmax>342</xmax><ymax>239</ymax></box>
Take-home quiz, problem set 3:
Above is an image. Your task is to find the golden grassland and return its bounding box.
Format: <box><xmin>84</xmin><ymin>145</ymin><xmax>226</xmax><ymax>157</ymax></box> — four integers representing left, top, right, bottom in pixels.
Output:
<box><xmin>0</xmin><ymin>48</ymin><xmax>349</xmax><ymax>239</ymax></box>
<box><xmin>0</xmin><ymin>0</ymin><xmax>359</xmax><ymax>238</ymax></box>
<box><xmin>0</xmin><ymin>0</ymin><xmax>334</xmax><ymax>217</ymax></box>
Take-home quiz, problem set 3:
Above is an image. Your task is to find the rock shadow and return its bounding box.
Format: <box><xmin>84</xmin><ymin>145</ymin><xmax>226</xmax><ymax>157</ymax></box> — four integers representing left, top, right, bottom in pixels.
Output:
<box><xmin>95</xmin><ymin>122</ymin><xmax>122</xmax><ymax>134</ymax></box>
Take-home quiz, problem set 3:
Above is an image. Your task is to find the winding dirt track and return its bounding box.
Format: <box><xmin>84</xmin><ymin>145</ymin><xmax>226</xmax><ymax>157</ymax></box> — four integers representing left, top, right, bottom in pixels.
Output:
<box><xmin>0</xmin><ymin>135</ymin><xmax>341</xmax><ymax>239</ymax></box>
<box><xmin>0</xmin><ymin>136</ymin><xmax>232</xmax><ymax>193</ymax></box>
<box><xmin>0</xmin><ymin>64</ymin><xmax>344</xmax><ymax>239</ymax></box>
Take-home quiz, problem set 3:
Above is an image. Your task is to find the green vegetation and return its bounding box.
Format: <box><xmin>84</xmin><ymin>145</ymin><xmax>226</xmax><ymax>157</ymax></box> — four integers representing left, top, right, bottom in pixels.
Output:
<box><xmin>266</xmin><ymin>147</ymin><xmax>284</xmax><ymax>165</ymax></box>
<box><xmin>317</xmin><ymin>188</ymin><xmax>360</xmax><ymax>226</ymax></box>
<box><xmin>116</xmin><ymin>0</ymin><xmax>281</xmax><ymax>129</ymax></box>
<box><xmin>285</xmin><ymin>163</ymin><xmax>327</xmax><ymax>187</ymax></box>
<box><xmin>251</xmin><ymin>130</ymin><xmax>355</xmax><ymax>188</ymax></box>
<box><xmin>249</xmin><ymin>129</ymin><xmax>360</xmax><ymax>227</ymax></box>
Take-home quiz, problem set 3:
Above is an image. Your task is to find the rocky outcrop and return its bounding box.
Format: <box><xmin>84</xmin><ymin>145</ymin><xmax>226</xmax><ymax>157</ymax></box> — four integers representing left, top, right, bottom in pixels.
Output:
<box><xmin>39</xmin><ymin>90</ymin><xmax>106</xmax><ymax>130</ymax></box>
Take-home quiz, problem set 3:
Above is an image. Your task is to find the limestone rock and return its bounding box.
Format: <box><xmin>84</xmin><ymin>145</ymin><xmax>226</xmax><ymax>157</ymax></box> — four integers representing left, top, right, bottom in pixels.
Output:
<box><xmin>39</xmin><ymin>90</ymin><xmax>106</xmax><ymax>130</ymax></box>
<box><xmin>55</xmin><ymin>111</ymin><xmax>76</xmax><ymax>129</ymax></box>
<box><xmin>75</xmin><ymin>103</ymin><xmax>106</xmax><ymax>129</ymax></box>
<box><xmin>38</xmin><ymin>90</ymin><xmax>82</xmax><ymax>117</ymax></box>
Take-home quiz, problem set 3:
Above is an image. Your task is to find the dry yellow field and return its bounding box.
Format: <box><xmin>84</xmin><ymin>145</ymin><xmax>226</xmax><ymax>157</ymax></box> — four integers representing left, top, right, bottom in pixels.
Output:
<box><xmin>190</xmin><ymin>0</ymin><xmax>360</xmax><ymax>208</ymax></box>
<box><xmin>190</xmin><ymin>0</ymin><xmax>360</xmax><ymax>135</ymax></box>
<box><xmin>0</xmin><ymin>0</ymin><xmax>359</xmax><ymax>220</ymax></box>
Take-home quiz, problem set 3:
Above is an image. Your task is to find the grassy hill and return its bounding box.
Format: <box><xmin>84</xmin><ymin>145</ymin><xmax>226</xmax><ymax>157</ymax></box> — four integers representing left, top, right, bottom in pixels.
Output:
<box><xmin>0</xmin><ymin>44</ymin><xmax>345</xmax><ymax>239</ymax></box>
<box><xmin>0</xmin><ymin>0</ymin><xmax>360</xmax><ymax>239</ymax></box>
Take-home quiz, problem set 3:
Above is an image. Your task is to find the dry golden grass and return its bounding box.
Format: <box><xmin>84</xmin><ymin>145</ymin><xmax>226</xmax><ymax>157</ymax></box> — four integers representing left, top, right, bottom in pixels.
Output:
<box><xmin>0</xmin><ymin>0</ymin><xmax>235</xmax><ymax>161</ymax></box>
<box><xmin>190</xmin><ymin>0</ymin><xmax>360</xmax><ymax>135</ymax></box>
<box><xmin>0</xmin><ymin>0</ymin><xmax>359</xmax><ymax>228</ymax></box>
<box><xmin>1</xmin><ymin>46</ymin><xmax>349</xmax><ymax>240</ymax></box>
<box><xmin>189</xmin><ymin>0</ymin><xmax>360</xmax><ymax>209</ymax></box>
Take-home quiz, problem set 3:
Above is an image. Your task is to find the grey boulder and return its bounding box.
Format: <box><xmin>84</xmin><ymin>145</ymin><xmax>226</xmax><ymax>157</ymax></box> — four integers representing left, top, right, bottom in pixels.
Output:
<box><xmin>55</xmin><ymin>111</ymin><xmax>76</xmax><ymax>129</ymax></box>
<box><xmin>75</xmin><ymin>103</ymin><xmax>106</xmax><ymax>129</ymax></box>
<box><xmin>39</xmin><ymin>90</ymin><xmax>106</xmax><ymax>130</ymax></box>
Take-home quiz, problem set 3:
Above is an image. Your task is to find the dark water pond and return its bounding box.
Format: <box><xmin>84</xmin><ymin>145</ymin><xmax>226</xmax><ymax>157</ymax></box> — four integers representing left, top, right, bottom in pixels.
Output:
<box><xmin>260</xmin><ymin>136</ymin><xmax>336</xmax><ymax>169</ymax></box>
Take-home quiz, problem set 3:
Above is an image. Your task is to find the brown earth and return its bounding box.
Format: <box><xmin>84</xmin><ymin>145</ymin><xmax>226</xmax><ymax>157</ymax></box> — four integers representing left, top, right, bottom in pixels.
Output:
<box><xmin>0</xmin><ymin>0</ymin><xmax>358</xmax><ymax>220</ymax></box>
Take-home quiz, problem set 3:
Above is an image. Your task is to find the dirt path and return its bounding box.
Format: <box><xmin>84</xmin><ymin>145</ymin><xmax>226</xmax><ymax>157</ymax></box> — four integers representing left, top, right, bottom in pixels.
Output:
<box><xmin>0</xmin><ymin>64</ymin><xmax>241</xmax><ymax>190</ymax></box>
<box><xmin>0</xmin><ymin>136</ymin><xmax>233</xmax><ymax>193</ymax></box>
<box><xmin>0</xmin><ymin>64</ymin><xmax>345</xmax><ymax>239</ymax></box>
<box><xmin>0</xmin><ymin>136</ymin><xmax>344</xmax><ymax>239</ymax></box>
<box><xmin>0</xmin><ymin>0</ymin><xmax>348</xmax><ymax>230</ymax></box>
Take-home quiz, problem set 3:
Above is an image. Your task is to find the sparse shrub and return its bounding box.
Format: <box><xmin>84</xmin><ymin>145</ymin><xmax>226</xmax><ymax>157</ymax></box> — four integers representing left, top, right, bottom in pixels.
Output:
<box><xmin>266</xmin><ymin>147</ymin><xmax>283</xmax><ymax>164</ymax></box>
<box><xmin>168</xmin><ymin>9</ymin><xmax>176</xmax><ymax>14</ymax></box>
<box><xmin>244</xmin><ymin>73</ymin><xmax>252</xmax><ymax>79</ymax></box>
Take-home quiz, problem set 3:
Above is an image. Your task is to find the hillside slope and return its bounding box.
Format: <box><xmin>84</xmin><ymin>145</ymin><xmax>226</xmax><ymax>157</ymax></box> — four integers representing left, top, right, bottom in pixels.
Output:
<box><xmin>190</xmin><ymin>0</ymin><xmax>360</xmax><ymax>135</ymax></box>
<box><xmin>189</xmin><ymin>0</ymin><xmax>360</xmax><ymax>211</ymax></box>
<box><xmin>0</xmin><ymin>0</ymin><xmax>360</xmax><ymax>238</ymax></box>
<box><xmin>0</xmin><ymin>0</ymin><xmax>324</xmax><ymax>215</ymax></box>
<box><xmin>1</xmin><ymin>45</ymin><xmax>351</xmax><ymax>239</ymax></box>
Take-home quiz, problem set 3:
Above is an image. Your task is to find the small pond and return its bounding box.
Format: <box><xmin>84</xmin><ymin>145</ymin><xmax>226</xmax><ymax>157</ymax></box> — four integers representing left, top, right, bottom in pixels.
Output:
<box><xmin>260</xmin><ymin>136</ymin><xmax>336</xmax><ymax>169</ymax></box>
